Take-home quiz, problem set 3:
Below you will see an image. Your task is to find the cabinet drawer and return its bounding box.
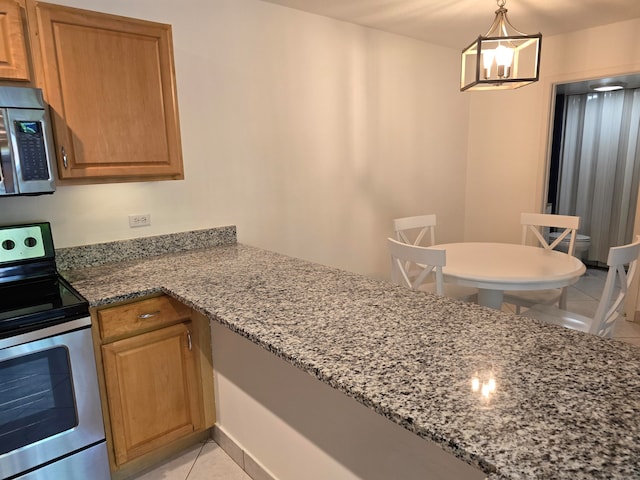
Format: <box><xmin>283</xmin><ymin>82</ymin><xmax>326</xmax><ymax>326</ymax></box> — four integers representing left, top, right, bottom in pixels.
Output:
<box><xmin>98</xmin><ymin>296</ymin><xmax>191</xmax><ymax>341</ymax></box>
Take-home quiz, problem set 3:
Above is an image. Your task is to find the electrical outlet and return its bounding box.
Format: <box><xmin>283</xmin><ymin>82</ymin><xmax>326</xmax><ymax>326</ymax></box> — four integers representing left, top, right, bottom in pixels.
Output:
<box><xmin>129</xmin><ymin>214</ymin><xmax>151</xmax><ymax>228</ymax></box>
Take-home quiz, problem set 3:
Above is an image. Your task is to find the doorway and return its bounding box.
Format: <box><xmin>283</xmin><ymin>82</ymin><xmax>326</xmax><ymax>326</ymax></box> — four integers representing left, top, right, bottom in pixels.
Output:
<box><xmin>547</xmin><ymin>73</ymin><xmax>640</xmax><ymax>266</ymax></box>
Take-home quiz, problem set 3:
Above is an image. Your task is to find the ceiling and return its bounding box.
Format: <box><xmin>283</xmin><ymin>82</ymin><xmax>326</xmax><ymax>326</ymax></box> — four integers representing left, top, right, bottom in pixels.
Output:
<box><xmin>259</xmin><ymin>0</ymin><xmax>640</xmax><ymax>50</ymax></box>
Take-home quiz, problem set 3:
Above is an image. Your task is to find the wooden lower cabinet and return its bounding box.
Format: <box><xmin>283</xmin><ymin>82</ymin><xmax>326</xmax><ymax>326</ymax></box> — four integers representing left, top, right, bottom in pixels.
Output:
<box><xmin>102</xmin><ymin>322</ymin><xmax>202</xmax><ymax>465</ymax></box>
<box><xmin>93</xmin><ymin>295</ymin><xmax>215</xmax><ymax>477</ymax></box>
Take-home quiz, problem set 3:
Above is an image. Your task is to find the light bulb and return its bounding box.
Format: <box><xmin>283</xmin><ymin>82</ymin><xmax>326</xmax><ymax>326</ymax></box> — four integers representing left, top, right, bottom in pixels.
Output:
<box><xmin>482</xmin><ymin>49</ymin><xmax>495</xmax><ymax>79</ymax></box>
<box><xmin>495</xmin><ymin>45</ymin><xmax>514</xmax><ymax>78</ymax></box>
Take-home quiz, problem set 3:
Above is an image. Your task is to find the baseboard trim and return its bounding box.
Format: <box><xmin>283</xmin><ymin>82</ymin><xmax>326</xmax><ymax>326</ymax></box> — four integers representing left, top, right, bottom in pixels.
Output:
<box><xmin>212</xmin><ymin>425</ymin><xmax>277</xmax><ymax>480</ymax></box>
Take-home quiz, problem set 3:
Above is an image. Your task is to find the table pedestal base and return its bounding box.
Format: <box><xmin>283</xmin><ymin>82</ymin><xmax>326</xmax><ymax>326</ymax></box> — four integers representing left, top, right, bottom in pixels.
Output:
<box><xmin>477</xmin><ymin>289</ymin><xmax>504</xmax><ymax>310</ymax></box>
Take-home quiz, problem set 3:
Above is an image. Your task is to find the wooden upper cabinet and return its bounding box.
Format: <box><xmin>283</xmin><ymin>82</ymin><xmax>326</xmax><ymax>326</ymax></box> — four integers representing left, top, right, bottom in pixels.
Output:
<box><xmin>28</xmin><ymin>2</ymin><xmax>183</xmax><ymax>181</ymax></box>
<box><xmin>0</xmin><ymin>0</ymin><xmax>29</xmax><ymax>81</ymax></box>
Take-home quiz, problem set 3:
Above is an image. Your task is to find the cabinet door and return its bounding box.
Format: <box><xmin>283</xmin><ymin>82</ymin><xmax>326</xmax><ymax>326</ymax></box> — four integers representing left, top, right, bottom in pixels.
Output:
<box><xmin>0</xmin><ymin>0</ymin><xmax>29</xmax><ymax>81</ymax></box>
<box><xmin>102</xmin><ymin>322</ymin><xmax>202</xmax><ymax>466</ymax></box>
<box><xmin>32</xmin><ymin>2</ymin><xmax>183</xmax><ymax>181</ymax></box>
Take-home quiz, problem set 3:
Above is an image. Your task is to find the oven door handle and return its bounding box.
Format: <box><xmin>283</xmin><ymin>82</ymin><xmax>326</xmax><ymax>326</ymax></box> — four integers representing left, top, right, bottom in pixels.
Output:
<box><xmin>0</xmin><ymin>316</ymin><xmax>91</xmax><ymax>349</ymax></box>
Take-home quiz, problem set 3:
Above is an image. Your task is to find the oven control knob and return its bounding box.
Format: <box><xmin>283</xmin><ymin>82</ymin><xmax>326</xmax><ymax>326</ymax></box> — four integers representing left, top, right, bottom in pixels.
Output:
<box><xmin>24</xmin><ymin>237</ymin><xmax>37</xmax><ymax>248</ymax></box>
<box><xmin>2</xmin><ymin>239</ymin><xmax>15</xmax><ymax>250</ymax></box>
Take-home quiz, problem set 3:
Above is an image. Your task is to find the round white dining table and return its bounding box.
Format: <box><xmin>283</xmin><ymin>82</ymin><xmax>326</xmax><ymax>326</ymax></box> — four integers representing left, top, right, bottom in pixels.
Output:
<box><xmin>431</xmin><ymin>242</ymin><xmax>587</xmax><ymax>309</ymax></box>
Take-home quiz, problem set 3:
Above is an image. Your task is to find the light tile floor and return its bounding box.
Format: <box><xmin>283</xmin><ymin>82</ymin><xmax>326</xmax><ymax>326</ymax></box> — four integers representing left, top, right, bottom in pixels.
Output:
<box><xmin>130</xmin><ymin>439</ymin><xmax>250</xmax><ymax>480</ymax></box>
<box><xmin>132</xmin><ymin>268</ymin><xmax>640</xmax><ymax>480</ymax></box>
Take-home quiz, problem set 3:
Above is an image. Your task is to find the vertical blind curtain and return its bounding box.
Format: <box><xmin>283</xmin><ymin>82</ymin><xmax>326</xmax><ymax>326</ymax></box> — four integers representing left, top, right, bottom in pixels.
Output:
<box><xmin>557</xmin><ymin>89</ymin><xmax>640</xmax><ymax>265</ymax></box>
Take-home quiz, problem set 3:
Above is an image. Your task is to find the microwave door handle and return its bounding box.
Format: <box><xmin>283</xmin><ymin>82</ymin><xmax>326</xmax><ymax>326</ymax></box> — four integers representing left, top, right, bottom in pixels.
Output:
<box><xmin>0</xmin><ymin>131</ymin><xmax>9</xmax><ymax>194</ymax></box>
<box><xmin>0</xmin><ymin>106</ymin><xmax>12</xmax><ymax>194</ymax></box>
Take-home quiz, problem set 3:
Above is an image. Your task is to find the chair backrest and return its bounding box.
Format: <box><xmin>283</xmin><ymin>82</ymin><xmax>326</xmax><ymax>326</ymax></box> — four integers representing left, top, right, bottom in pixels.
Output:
<box><xmin>590</xmin><ymin>236</ymin><xmax>640</xmax><ymax>337</ymax></box>
<box><xmin>387</xmin><ymin>237</ymin><xmax>445</xmax><ymax>295</ymax></box>
<box><xmin>393</xmin><ymin>214</ymin><xmax>436</xmax><ymax>247</ymax></box>
<box><xmin>521</xmin><ymin>212</ymin><xmax>580</xmax><ymax>255</ymax></box>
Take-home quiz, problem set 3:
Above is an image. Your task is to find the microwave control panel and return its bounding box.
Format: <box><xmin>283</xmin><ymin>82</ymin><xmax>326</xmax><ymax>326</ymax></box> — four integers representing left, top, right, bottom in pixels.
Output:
<box><xmin>14</xmin><ymin>121</ymin><xmax>49</xmax><ymax>182</ymax></box>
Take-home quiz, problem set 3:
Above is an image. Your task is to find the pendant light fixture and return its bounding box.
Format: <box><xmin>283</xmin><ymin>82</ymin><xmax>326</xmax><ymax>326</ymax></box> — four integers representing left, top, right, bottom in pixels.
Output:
<box><xmin>461</xmin><ymin>0</ymin><xmax>541</xmax><ymax>91</ymax></box>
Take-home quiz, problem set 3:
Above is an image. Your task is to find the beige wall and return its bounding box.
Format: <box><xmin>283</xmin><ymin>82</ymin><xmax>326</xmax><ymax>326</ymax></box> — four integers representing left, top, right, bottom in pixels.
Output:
<box><xmin>464</xmin><ymin>18</ymin><xmax>640</xmax><ymax>314</ymax></box>
<box><xmin>464</xmin><ymin>18</ymin><xmax>640</xmax><ymax>243</ymax></box>
<box><xmin>0</xmin><ymin>0</ymin><xmax>469</xmax><ymax>280</ymax></box>
<box><xmin>4</xmin><ymin>0</ymin><xmax>640</xmax><ymax>284</ymax></box>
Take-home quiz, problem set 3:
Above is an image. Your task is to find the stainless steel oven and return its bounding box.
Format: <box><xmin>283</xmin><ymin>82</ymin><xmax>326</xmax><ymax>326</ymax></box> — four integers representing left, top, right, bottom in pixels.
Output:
<box><xmin>0</xmin><ymin>223</ymin><xmax>109</xmax><ymax>480</ymax></box>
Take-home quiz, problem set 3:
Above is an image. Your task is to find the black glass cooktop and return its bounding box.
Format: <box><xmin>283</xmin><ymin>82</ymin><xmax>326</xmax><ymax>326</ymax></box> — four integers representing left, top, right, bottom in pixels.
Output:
<box><xmin>0</xmin><ymin>274</ymin><xmax>89</xmax><ymax>338</ymax></box>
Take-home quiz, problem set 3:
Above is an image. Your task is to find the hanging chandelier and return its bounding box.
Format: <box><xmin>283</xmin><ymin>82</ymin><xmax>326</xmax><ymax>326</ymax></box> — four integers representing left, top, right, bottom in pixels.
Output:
<box><xmin>461</xmin><ymin>0</ymin><xmax>541</xmax><ymax>91</ymax></box>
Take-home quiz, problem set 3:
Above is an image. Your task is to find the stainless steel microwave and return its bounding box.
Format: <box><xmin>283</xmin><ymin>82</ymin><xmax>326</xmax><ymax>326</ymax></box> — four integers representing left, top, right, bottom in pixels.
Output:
<box><xmin>0</xmin><ymin>86</ymin><xmax>56</xmax><ymax>196</ymax></box>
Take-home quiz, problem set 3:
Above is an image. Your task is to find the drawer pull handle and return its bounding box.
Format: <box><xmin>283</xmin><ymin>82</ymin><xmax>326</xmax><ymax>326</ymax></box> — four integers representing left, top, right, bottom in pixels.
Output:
<box><xmin>137</xmin><ymin>311</ymin><xmax>161</xmax><ymax>319</ymax></box>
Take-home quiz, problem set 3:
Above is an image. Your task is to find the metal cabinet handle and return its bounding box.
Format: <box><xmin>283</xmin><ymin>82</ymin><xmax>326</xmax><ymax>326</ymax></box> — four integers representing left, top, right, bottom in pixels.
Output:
<box><xmin>62</xmin><ymin>146</ymin><xmax>68</xmax><ymax>169</ymax></box>
<box><xmin>186</xmin><ymin>330</ymin><xmax>192</xmax><ymax>351</ymax></box>
<box><xmin>137</xmin><ymin>311</ymin><xmax>160</xmax><ymax>319</ymax></box>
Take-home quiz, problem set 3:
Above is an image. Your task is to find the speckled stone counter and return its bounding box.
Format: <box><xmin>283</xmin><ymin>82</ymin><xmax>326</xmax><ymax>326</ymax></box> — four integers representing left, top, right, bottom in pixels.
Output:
<box><xmin>63</xmin><ymin>243</ymin><xmax>640</xmax><ymax>480</ymax></box>
<box><xmin>56</xmin><ymin>225</ymin><xmax>236</xmax><ymax>270</ymax></box>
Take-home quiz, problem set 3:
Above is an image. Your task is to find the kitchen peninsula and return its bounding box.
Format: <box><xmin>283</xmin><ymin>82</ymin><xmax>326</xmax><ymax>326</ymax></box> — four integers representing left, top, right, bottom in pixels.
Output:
<box><xmin>60</xmin><ymin>227</ymin><xmax>640</xmax><ymax>480</ymax></box>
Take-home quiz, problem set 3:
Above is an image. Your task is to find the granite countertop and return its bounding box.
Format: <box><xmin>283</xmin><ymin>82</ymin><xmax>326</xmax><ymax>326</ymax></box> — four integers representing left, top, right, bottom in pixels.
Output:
<box><xmin>63</xmin><ymin>242</ymin><xmax>640</xmax><ymax>480</ymax></box>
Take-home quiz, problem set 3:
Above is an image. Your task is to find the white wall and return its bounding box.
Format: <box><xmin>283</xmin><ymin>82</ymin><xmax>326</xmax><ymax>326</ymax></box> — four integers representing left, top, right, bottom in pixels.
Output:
<box><xmin>0</xmin><ymin>0</ymin><xmax>469</xmax><ymax>280</ymax></box>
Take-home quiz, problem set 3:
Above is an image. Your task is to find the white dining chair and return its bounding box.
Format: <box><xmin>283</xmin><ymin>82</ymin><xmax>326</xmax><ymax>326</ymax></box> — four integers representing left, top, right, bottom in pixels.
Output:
<box><xmin>387</xmin><ymin>237</ymin><xmax>477</xmax><ymax>301</ymax></box>
<box><xmin>393</xmin><ymin>214</ymin><xmax>437</xmax><ymax>247</ymax></box>
<box><xmin>392</xmin><ymin>215</ymin><xmax>478</xmax><ymax>302</ymax></box>
<box><xmin>388</xmin><ymin>237</ymin><xmax>445</xmax><ymax>295</ymax></box>
<box><xmin>520</xmin><ymin>212</ymin><xmax>580</xmax><ymax>253</ymax></box>
<box><xmin>521</xmin><ymin>237</ymin><xmax>640</xmax><ymax>337</ymax></box>
<box><xmin>392</xmin><ymin>214</ymin><xmax>437</xmax><ymax>289</ymax></box>
<box><xmin>503</xmin><ymin>213</ymin><xmax>581</xmax><ymax>313</ymax></box>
